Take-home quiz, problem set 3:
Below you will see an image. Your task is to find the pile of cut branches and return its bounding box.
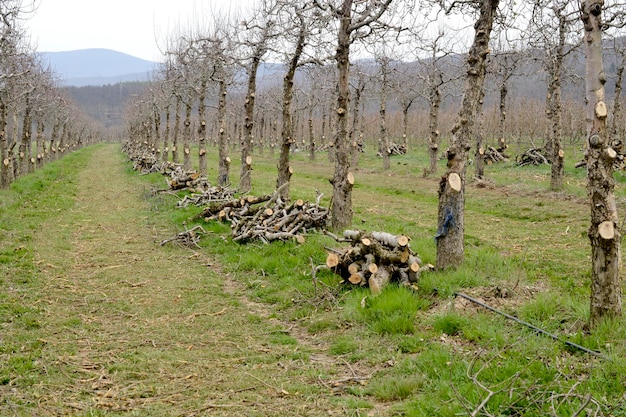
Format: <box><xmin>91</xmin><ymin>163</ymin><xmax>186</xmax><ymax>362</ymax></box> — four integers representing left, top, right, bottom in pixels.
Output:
<box><xmin>481</xmin><ymin>146</ymin><xmax>509</xmax><ymax>164</ymax></box>
<box><xmin>378</xmin><ymin>143</ymin><xmax>406</xmax><ymax>157</ymax></box>
<box><xmin>197</xmin><ymin>186</ymin><xmax>329</xmax><ymax>244</ymax></box>
<box><xmin>514</xmin><ymin>147</ymin><xmax>549</xmax><ymax>167</ymax></box>
<box><xmin>160</xmin><ymin>224</ymin><xmax>207</xmax><ymax>248</ymax></box>
<box><xmin>166</xmin><ymin>166</ymin><xmax>209</xmax><ymax>192</ymax></box>
<box><xmin>176</xmin><ymin>186</ymin><xmax>237</xmax><ymax>208</ymax></box>
<box><xmin>321</xmin><ymin>230</ymin><xmax>421</xmax><ymax>294</ymax></box>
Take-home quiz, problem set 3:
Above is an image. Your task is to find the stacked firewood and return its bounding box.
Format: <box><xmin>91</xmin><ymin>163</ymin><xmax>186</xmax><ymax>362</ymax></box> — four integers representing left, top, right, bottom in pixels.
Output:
<box><xmin>196</xmin><ymin>187</ymin><xmax>329</xmax><ymax>244</ymax></box>
<box><xmin>323</xmin><ymin>230</ymin><xmax>421</xmax><ymax>294</ymax></box>
<box><xmin>481</xmin><ymin>146</ymin><xmax>509</xmax><ymax>164</ymax></box>
<box><xmin>176</xmin><ymin>186</ymin><xmax>237</xmax><ymax>208</ymax></box>
<box><xmin>515</xmin><ymin>147</ymin><xmax>549</xmax><ymax>167</ymax></box>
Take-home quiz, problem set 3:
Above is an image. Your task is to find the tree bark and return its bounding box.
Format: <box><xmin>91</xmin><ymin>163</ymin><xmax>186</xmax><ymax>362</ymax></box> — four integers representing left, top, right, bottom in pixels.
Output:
<box><xmin>198</xmin><ymin>78</ymin><xmax>208</xmax><ymax>177</ymax></box>
<box><xmin>35</xmin><ymin>120</ymin><xmax>44</xmax><ymax>169</ymax></box>
<box><xmin>426</xmin><ymin>72</ymin><xmax>442</xmax><ymax>176</ymax></box>
<box><xmin>330</xmin><ymin>0</ymin><xmax>354</xmax><ymax>231</ymax></box>
<box><xmin>350</xmin><ymin>75</ymin><xmax>364</xmax><ymax>168</ymax></box>
<box><xmin>0</xmin><ymin>100</ymin><xmax>9</xmax><ymax>188</ymax></box>
<box><xmin>609</xmin><ymin>50</ymin><xmax>624</xmax><ymax>140</ymax></box>
<box><xmin>162</xmin><ymin>102</ymin><xmax>171</xmax><ymax>163</ymax></box>
<box><xmin>172</xmin><ymin>96</ymin><xmax>181</xmax><ymax>164</ymax></box>
<box><xmin>18</xmin><ymin>97</ymin><xmax>31</xmax><ymax>177</ymax></box>
<box><xmin>379</xmin><ymin>58</ymin><xmax>390</xmax><ymax>171</ymax></box>
<box><xmin>240</xmin><ymin>54</ymin><xmax>262</xmax><ymax>193</ymax></box>
<box><xmin>217</xmin><ymin>79</ymin><xmax>230</xmax><ymax>187</ymax></box>
<box><xmin>182</xmin><ymin>100</ymin><xmax>192</xmax><ymax>171</ymax></box>
<box><xmin>581</xmin><ymin>0</ymin><xmax>622</xmax><ymax>328</ymax></box>
<box><xmin>435</xmin><ymin>0</ymin><xmax>499</xmax><ymax>269</ymax></box>
<box><xmin>474</xmin><ymin>95</ymin><xmax>485</xmax><ymax>179</ymax></box>
<box><xmin>276</xmin><ymin>16</ymin><xmax>306</xmax><ymax>200</ymax></box>
<box><xmin>550</xmin><ymin>12</ymin><xmax>566</xmax><ymax>191</ymax></box>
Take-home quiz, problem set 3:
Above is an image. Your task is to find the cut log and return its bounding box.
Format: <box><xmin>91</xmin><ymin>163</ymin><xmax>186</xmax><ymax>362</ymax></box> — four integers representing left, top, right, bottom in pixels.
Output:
<box><xmin>448</xmin><ymin>172</ymin><xmax>462</xmax><ymax>192</ymax></box>
<box><xmin>370</xmin><ymin>231</ymin><xmax>409</xmax><ymax>248</ymax></box>
<box><xmin>598</xmin><ymin>221</ymin><xmax>615</xmax><ymax>240</ymax></box>
<box><xmin>368</xmin><ymin>265</ymin><xmax>391</xmax><ymax>295</ymax></box>
<box><xmin>326</xmin><ymin>252</ymin><xmax>340</xmax><ymax>268</ymax></box>
<box><xmin>349</xmin><ymin>272</ymin><xmax>365</xmax><ymax>285</ymax></box>
<box><xmin>348</xmin><ymin>262</ymin><xmax>361</xmax><ymax>275</ymax></box>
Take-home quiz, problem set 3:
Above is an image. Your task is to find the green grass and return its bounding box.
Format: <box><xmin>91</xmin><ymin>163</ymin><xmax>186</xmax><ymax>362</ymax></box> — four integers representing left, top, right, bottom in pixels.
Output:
<box><xmin>2</xmin><ymin>141</ymin><xmax>626</xmax><ymax>415</ymax></box>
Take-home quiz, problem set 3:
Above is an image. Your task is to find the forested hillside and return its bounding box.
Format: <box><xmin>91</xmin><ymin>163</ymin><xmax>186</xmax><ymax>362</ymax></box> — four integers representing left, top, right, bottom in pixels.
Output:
<box><xmin>62</xmin><ymin>82</ymin><xmax>149</xmax><ymax>129</ymax></box>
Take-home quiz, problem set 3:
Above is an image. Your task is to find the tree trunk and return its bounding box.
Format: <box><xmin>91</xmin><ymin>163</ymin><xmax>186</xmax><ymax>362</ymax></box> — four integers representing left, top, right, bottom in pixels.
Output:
<box><xmin>609</xmin><ymin>52</ymin><xmax>624</xmax><ymax>140</ymax></box>
<box><xmin>498</xmin><ymin>81</ymin><xmax>508</xmax><ymax>150</ymax></box>
<box><xmin>183</xmin><ymin>100</ymin><xmax>192</xmax><ymax>171</ymax></box>
<box><xmin>276</xmin><ymin>19</ymin><xmax>306</xmax><ymax>200</ymax></box>
<box><xmin>474</xmin><ymin>101</ymin><xmax>485</xmax><ymax>179</ymax></box>
<box><xmin>162</xmin><ymin>103</ymin><xmax>171</xmax><ymax>163</ymax></box>
<box><xmin>435</xmin><ymin>0</ymin><xmax>499</xmax><ymax>269</ymax></box>
<box><xmin>330</xmin><ymin>0</ymin><xmax>354</xmax><ymax>231</ymax></box>
<box><xmin>198</xmin><ymin>78</ymin><xmax>208</xmax><ymax>177</ymax></box>
<box><xmin>240</xmin><ymin>56</ymin><xmax>262</xmax><ymax>193</ymax></box>
<box><xmin>426</xmin><ymin>74</ymin><xmax>442</xmax><ymax>177</ymax></box>
<box><xmin>350</xmin><ymin>78</ymin><xmax>364</xmax><ymax>168</ymax></box>
<box><xmin>217</xmin><ymin>80</ymin><xmax>230</xmax><ymax>187</ymax></box>
<box><xmin>550</xmin><ymin>12</ymin><xmax>566</xmax><ymax>191</ymax></box>
<box><xmin>581</xmin><ymin>0</ymin><xmax>622</xmax><ymax>328</ymax></box>
<box><xmin>401</xmin><ymin>98</ymin><xmax>412</xmax><ymax>153</ymax></box>
<box><xmin>308</xmin><ymin>100</ymin><xmax>315</xmax><ymax>161</ymax></box>
<box><xmin>153</xmin><ymin>106</ymin><xmax>161</xmax><ymax>161</ymax></box>
<box><xmin>35</xmin><ymin>120</ymin><xmax>45</xmax><ymax>169</ymax></box>
<box><xmin>19</xmin><ymin>99</ymin><xmax>31</xmax><ymax>177</ymax></box>
<box><xmin>172</xmin><ymin>96</ymin><xmax>181</xmax><ymax>164</ymax></box>
<box><xmin>379</xmin><ymin>59</ymin><xmax>390</xmax><ymax>171</ymax></box>
<box><xmin>0</xmin><ymin>100</ymin><xmax>9</xmax><ymax>188</ymax></box>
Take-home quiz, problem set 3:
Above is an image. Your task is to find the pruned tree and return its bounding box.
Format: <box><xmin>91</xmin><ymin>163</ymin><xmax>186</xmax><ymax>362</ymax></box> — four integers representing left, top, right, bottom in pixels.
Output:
<box><xmin>201</xmin><ymin>21</ymin><xmax>237</xmax><ymax>188</ymax></box>
<box><xmin>489</xmin><ymin>43</ymin><xmax>524</xmax><ymax>153</ymax></box>
<box><xmin>580</xmin><ymin>0</ymin><xmax>624</xmax><ymax>328</ymax></box>
<box><xmin>314</xmin><ymin>0</ymin><xmax>396</xmax><ymax>231</ymax></box>
<box><xmin>413</xmin><ymin>26</ymin><xmax>458</xmax><ymax>177</ymax></box>
<box><xmin>529</xmin><ymin>1</ymin><xmax>580</xmax><ymax>191</ymax></box>
<box><xmin>236</xmin><ymin>0</ymin><xmax>281</xmax><ymax>193</ymax></box>
<box><xmin>375</xmin><ymin>52</ymin><xmax>393</xmax><ymax>170</ymax></box>
<box><xmin>275</xmin><ymin>0</ymin><xmax>322</xmax><ymax>200</ymax></box>
<box><xmin>435</xmin><ymin>0</ymin><xmax>501</xmax><ymax>269</ymax></box>
<box><xmin>349</xmin><ymin>64</ymin><xmax>368</xmax><ymax>167</ymax></box>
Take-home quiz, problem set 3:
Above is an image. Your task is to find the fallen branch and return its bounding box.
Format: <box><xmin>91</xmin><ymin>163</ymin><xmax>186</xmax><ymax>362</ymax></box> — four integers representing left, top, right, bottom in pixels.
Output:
<box><xmin>160</xmin><ymin>224</ymin><xmax>207</xmax><ymax>249</ymax></box>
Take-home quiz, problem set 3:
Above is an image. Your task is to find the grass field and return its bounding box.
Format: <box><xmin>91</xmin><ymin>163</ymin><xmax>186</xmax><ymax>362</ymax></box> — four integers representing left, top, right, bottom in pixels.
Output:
<box><xmin>1</xmin><ymin>141</ymin><xmax>625</xmax><ymax>416</ymax></box>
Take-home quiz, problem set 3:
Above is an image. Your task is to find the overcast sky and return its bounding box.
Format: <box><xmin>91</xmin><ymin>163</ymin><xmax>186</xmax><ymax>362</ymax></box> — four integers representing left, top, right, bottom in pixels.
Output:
<box><xmin>26</xmin><ymin>0</ymin><xmax>253</xmax><ymax>62</ymax></box>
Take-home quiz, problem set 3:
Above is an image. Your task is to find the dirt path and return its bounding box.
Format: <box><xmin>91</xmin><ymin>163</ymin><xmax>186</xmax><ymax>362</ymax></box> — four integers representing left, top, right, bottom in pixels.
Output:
<box><xmin>15</xmin><ymin>145</ymin><xmax>351</xmax><ymax>416</ymax></box>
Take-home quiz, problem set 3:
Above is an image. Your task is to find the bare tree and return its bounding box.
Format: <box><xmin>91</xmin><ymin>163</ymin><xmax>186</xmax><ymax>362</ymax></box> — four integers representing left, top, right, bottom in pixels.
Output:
<box><xmin>581</xmin><ymin>0</ymin><xmax>624</xmax><ymax>327</ymax></box>
<box><xmin>435</xmin><ymin>0</ymin><xmax>501</xmax><ymax>269</ymax></box>
<box><xmin>236</xmin><ymin>0</ymin><xmax>281</xmax><ymax>193</ymax></box>
<box><xmin>529</xmin><ymin>1</ymin><xmax>580</xmax><ymax>190</ymax></box>
<box><xmin>414</xmin><ymin>27</ymin><xmax>457</xmax><ymax>177</ymax></box>
<box><xmin>315</xmin><ymin>0</ymin><xmax>395</xmax><ymax>231</ymax></box>
<box><xmin>199</xmin><ymin>16</ymin><xmax>237</xmax><ymax>187</ymax></box>
<box><xmin>490</xmin><ymin>44</ymin><xmax>524</xmax><ymax>152</ymax></box>
<box><xmin>275</xmin><ymin>1</ymin><xmax>320</xmax><ymax>199</ymax></box>
<box><xmin>372</xmin><ymin>46</ymin><xmax>398</xmax><ymax>171</ymax></box>
<box><xmin>349</xmin><ymin>64</ymin><xmax>368</xmax><ymax>167</ymax></box>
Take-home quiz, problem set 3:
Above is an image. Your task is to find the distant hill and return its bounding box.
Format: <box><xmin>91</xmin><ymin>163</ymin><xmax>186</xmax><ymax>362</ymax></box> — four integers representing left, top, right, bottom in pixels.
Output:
<box><xmin>39</xmin><ymin>48</ymin><xmax>158</xmax><ymax>87</ymax></box>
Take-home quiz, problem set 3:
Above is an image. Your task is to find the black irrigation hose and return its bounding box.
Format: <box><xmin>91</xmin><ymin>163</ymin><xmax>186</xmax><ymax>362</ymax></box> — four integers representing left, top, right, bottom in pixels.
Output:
<box><xmin>453</xmin><ymin>292</ymin><xmax>609</xmax><ymax>360</ymax></box>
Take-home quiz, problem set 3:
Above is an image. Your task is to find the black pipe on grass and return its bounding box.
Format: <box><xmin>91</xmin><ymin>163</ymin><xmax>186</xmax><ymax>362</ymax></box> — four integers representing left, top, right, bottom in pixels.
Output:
<box><xmin>453</xmin><ymin>292</ymin><xmax>608</xmax><ymax>360</ymax></box>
